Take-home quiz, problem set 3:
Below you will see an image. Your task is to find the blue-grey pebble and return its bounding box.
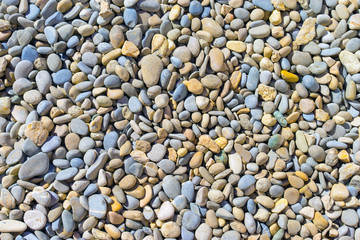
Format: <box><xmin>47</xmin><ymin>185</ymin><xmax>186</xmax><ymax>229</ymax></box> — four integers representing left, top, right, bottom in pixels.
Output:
<box><xmin>128</xmin><ymin>96</ymin><xmax>143</xmax><ymax>113</ymax></box>
<box><xmin>103</xmin><ymin>131</ymin><xmax>119</xmax><ymax>150</ymax></box>
<box><xmin>173</xmin><ymin>83</ymin><xmax>188</xmax><ymax>102</ymax></box>
<box><xmin>70</xmin><ymin>118</ymin><xmax>89</xmax><ymax>136</ymax></box>
<box><xmin>77</xmin><ymin>61</ymin><xmax>92</xmax><ymax>75</ymax></box>
<box><xmin>269</xmin><ymin>185</ymin><xmax>284</xmax><ymax>197</ymax></box>
<box><xmin>181</xmin><ymin>181</ymin><xmax>195</xmax><ymax>202</ymax></box>
<box><xmin>41</xmin><ymin>136</ymin><xmax>61</xmax><ymax>153</ymax></box>
<box><xmin>70</xmin><ymin>158</ymin><xmax>84</xmax><ymax>168</ymax></box>
<box><xmin>45</xmin><ymin>11</ymin><xmax>64</xmax><ymax>26</ymax></box>
<box><xmin>21</xmin><ymin>46</ymin><xmax>38</xmax><ymax>63</ymax></box>
<box><xmin>56</xmin><ymin>167</ymin><xmax>78</xmax><ymax>181</ymax></box>
<box><xmin>252</xmin><ymin>0</ymin><xmax>274</xmax><ymax>11</ymax></box>
<box><xmin>184</xmin><ymin>95</ymin><xmax>198</xmax><ymax>112</ymax></box>
<box><xmin>53</xmin><ymin>69</ymin><xmax>72</xmax><ymax>85</ymax></box>
<box><xmin>244</xmin><ymin>95</ymin><xmax>258</xmax><ymax>109</ymax></box>
<box><xmin>67</xmin><ymin>36</ymin><xmax>79</xmax><ymax>48</ymax></box>
<box><xmin>104</xmin><ymin>75</ymin><xmax>121</xmax><ymax>88</ymax></box>
<box><xmin>238</xmin><ymin>175</ymin><xmax>256</xmax><ymax>190</ymax></box>
<box><xmin>162</xmin><ymin>175</ymin><xmax>181</xmax><ymax>199</ymax></box>
<box><xmin>309</xmin><ymin>0</ymin><xmax>323</xmax><ymax>14</ymax></box>
<box><xmin>61</xmin><ymin>210</ymin><xmax>74</xmax><ymax>232</ymax></box>
<box><xmin>84</xmin><ymin>184</ymin><xmax>98</xmax><ymax>197</ymax></box>
<box><xmin>137</xmin><ymin>0</ymin><xmax>160</xmax><ymax>12</ymax></box>
<box><xmin>181</xmin><ymin>226</ymin><xmax>195</xmax><ymax>240</ymax></box>
<box><xmin>124</xmin><ymin>8</ymin><xmax>137</xmax><ymax>28</ymax></box>
<box><xmin>180</xmin><ymin>15</ymin><xmax>191</xmax><ymax>28</ymax></box>
<box><xmin>302</xmin><ymin>75</ymin><xmax>319</xmax><ymax>92</ymax></box>
<box><xmin>88</xmin><ymin>194</ymin><xmax>107</xmax><ymax>218</ymax></box>
<box><xmin>182</xmin><ymin>211</ymin><xmax>201</xmax><ymax>230</ymax></box>
<box><xmin>246</xmin><ymin>67</ymin><xmax>259</xmax><ymax>91</ymax></box>
<box><xmin>275</xmin><ymin>80</ymin><xmax>289</xmax><ymax>92</ymax></box>
<box><xmin>170</xmin><ymin>56</ymin><xmax>182</xmax><ymax>68</ymax></box>
<box><xmin>25</xmin><ymin>4</ymin><xmax>40</xmax><ymax>20</ymax></box>
<box><xmin>189</xmin><ymin>1</ymin><xmax>203</xmax><ymax>15</ymax></box>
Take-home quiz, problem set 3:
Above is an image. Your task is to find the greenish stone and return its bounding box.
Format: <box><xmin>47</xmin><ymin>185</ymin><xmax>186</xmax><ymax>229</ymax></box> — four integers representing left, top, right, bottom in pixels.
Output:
<box><xmin>91</xmin><ymin>114</ymin><xmax>100</xmax><ymax>121</ymax></box>
<box><xmin>273</xmin><ymin>110</ymin><xmax>287</xmax><ymax>127</ymax></box>
<box><xmin>215</xmin><ymin>150</ymin><xmax>228</xmax><ymax>165</ymax></box>
<box><xmin>268</xmin><ymin>134</ymin><xmax>284</xmax><ymax>150</ymax></box>
<box><xmin>11</xmin><ymin>95</ymin><xmax>22</xmax><ymax>104</ymax></box>
<box><xmin>273</xmin><ymin>229</ymin><xmax>284</xmax><ymax>240</ymax></box>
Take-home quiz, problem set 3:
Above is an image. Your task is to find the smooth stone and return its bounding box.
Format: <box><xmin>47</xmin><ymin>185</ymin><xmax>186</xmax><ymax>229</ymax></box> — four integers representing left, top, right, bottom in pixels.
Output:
<box><xmin>246</xmin><ymin>67</ymin><xmax>259</xmax><ymax>91</ymax></box>
<box><xmin>157</xmin><ymin>201</ymin><xmax>175</xmax><ymax>221</ymax></box>
<box><xmin>103</xmin><ymin>131</ymin><xmax>119</xmax><ymax>150</ymax></box>
<box><xmin>173</xmin><ymin>83</ymin><xmax>188</xmax><ymax>102</ymax></box>
<box><xmin>238</xmin><ymin>175</ymin><xmax>256</xmax><ymax>190</ymax></box>
<box><xmin>147</xmin><ymin>144</ymin><xmax>166</xmax><ymax>162</ymax></box>
<box><xmin>19</xmin><ymin>152</ymin><xmax>49</xmax><ymax>180</ymax></box>
<box><xmin>128</xmin><ymin>96</ymin><xmax>143</xmax><ymax>113</ymax></box>
<box><xmin>162</xmin><ymin>175</ymin><xmax>181</xmax><ymax>199</ymax></box>
<box><xmin>244</xmin><ymin>95</ymin><xmax>258</xmax><ymax>109</ymax></box>
<box><xmin>89</xmin><ymin>194</ymin><xmax>107</xmax><ymax>218</ymax></box>
<box><xmin>24</xmin><ymin>210</ymin><xmax>47</xmax><ymax>230</ymax></box>
<box><xmin>0</xmin><ymin>220</ymin><xmax>27</xmax><ymax>233</ymax></box>
<box><xmin>252</xmin><ymin>0</ymin><xmax>274</xmax><ymax>11</ymax></box>
<box><xmin>182</xmin><ymin>211</ymin><xmax>201</xmax><ymax>230</ymax></box>
<box><xmin>342</xmin><ymin>209</ymin><xmax>359</xmax><ymax>227</ymax></box>
<box><xmin>53</xmin><ymin>69</ymin><xmax>72</xmax><ymax>84</ymax></box>
<box><xmin>41</xmin><ymin>136</ymin><xmax>61</xmax><ymax>152</ymax></box>
<box><xmin>22</xmin><ymin>46</ymin><xmax>38</xmax><ymax>63</ymax></box>
<box><xmin>141</xmin><ymin>54</ymin><xmax>163</xmax><ymax>87</ymax></box>
<box><xmin>70</xmin><ymin>118</ymin><xmax>89</xmax><ymax>136</ymax></box>
<box><xmin>302</xmin><ymin>75</ymin><xmax>319</xmax><ymax>92</ymax></box>
<box><xmin>137</xmin><ymin>0</ymin><xmax>160</xmax><ymax>12</ymax></box>
<box><xmin>56</xmin><ymin>167</ymin><xmax>78</xmax><ymax>181</ymax></box>
<box><xmin>182</xmin><ymin>181</ymin><xmax>195</xmax><ymax>202</ymax></box>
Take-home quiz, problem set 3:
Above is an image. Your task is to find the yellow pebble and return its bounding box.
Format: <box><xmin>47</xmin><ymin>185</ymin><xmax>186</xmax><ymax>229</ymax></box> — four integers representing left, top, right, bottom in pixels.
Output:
<box><xmin>215</xmin><ymin>137</ymin><xmax>228</xmax><ymax>149</ymax></box>
<box><xmin>102</xmin><ymin>49</ymin><xmax>122</xmax><ymax>65</ymax></box>
<box><xmin>269</xmin><ymin>10</ymin><xmax>282</xmax><ymax>25</ymax></box>
<box><xmin>177</xmin><ymin>148</ymin><xmax>188</xmax><ymax>157</ymax></box>
<box><xmin>315</xmin><ymin>109</ymin><xmax>330</xmax><ymax>122</ymax></box>
<box><xmin>122</xmin><ymin>41</ymin><xmax>140</xmax><ymax>57</ymax></box>
<box><xmin>110</xmin><ymin>196</ymin><xmax>122</xmax><ymax>212</ymax></box>
<box><xmin>338</xmin><ymin>150</ymin><xmax>350</xmax><ymax>163</ymax></box>
<box><xmin>272</xmin><ymin>198</ymin><xmax>288</xmax><ymax>213</ymax></box>
<box><xmin>281</xmin><ymin>70</ymin><xmax>299</xmax><ymax>83</ymax></box>
<box><xmin>218</xmin><ymin>218</ymin><xmax>226</xmax><ymax>227</ymax></box>
<box><xmin>313</xmin><ymin>212</ymin><xmax>329</xmax><ymax>230</ymax></box>
<box><xmin>269</xmin><ymin>223</ymin><xmax>280</xmax><ymax>236</ymax></box>
<box><xmin>226</xmin><ymin>41</ymin><xmax>246</xmax><ymax>53</ymax></box>
<box><xmin>169</xmin><ymin>5</ymin><xmax>181</xmax><ymax>21</ymax></box>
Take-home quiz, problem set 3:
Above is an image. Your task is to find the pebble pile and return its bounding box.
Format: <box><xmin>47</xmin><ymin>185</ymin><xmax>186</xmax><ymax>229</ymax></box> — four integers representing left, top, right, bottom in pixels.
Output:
<box><xmin>2</xmin><ymin>0</ymin><xmax>360</xmax><ymax>239</ymax></box>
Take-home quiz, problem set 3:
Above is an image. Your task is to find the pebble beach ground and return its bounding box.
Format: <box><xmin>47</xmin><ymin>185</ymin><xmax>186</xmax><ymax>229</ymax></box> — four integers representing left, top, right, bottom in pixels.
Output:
<box><xmin>1</xmin><ymin>0</ymin><xmax>360</xmax><ymax>239</ymax></box>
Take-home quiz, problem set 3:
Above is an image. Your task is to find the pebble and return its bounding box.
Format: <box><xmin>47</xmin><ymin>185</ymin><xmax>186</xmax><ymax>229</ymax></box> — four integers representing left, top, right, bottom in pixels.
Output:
<box><xmin>88</xmin><ymin>194</ymin><xmax>107</xmax><ymax>219</ymax></box>
<box><xmin>182</xmin><ymin>210</ymin><xmax>201</xmax><ymax>230</ymax></box>
<box><xmin>18</xmin><ymin>153</ymin><xmax>49</xmax><ymax>180</ymax></box>
<box><xmin>24</xmin><ymin>210</ymin><xmax>47</xmax><ymax>230</ymax></box>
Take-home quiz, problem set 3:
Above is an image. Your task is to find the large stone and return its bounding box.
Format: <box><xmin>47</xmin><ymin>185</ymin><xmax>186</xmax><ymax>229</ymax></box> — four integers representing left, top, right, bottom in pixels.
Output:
<box><xmin>0</xmin><ymin>220</ymin><xmax>27</xmax><ymax>233</ymax></box>
<box><xmin>330</xmin><ymin>183</ymin><xmax>349</xmax><ymax>201</ymax></box>
<box><xmin>201</xmin><ymin>18</ymin><xmax>223</xmax><ymax>38</ymax></box>
<box><xmin>140</xmin><ymin>54</ymin><xmax>163</xmax><ymax>87</ymax></box>
<box><xmin>295</xmin><ymin>18</ymin><xmax>316</xmax><ymax>45</ymax></box>
<box><xmin>339</xmin><ymin>50</ymin><xmax>360</xmax><ymax>74</ymax></box>
<box><xmin>89</xmin><ymin>194</ymin><xmax>107</xmax><ymax>219</ymax></box>
<box><xmin>19</xmin><ymin>152</ymin><xmax>49</xmax><ymax>180</ymax></box>
<box><xmin>25</xmin><ymin>121</ymin><xmax>49</xmax><ymax>146</ymax></box>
